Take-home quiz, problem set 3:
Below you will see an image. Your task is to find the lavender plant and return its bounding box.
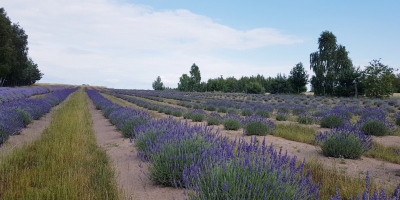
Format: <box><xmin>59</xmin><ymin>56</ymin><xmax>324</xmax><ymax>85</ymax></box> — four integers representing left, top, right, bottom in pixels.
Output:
<box><xmin>183</xmin><ymin>138</ymin><xmax>320</xmax><ymax>200</ymax></box>
<box><xmin>314</xmin><ymin>126</ymin><xmax>372</xmax><ymax>159</ymax></box>
<box><xmin>190</xmin><ymin>109</ymin><xmax>206</xmax><ymax>122</ymax></box>
<box><xmin>223</xmin><ymin>113</ymin><xmax>243</xmax><ymax>130</ymax></box>
<box><xmin>243</xmin><ymin>115</ymin><xmax>275</xmax><ymax>136</ymax></box>
<box><xmin>356</xmin><ymin>115</ymin><xmax>394</xmax><ymax>136</ymax></box>
<box><xmin>276</xmin><ymin>111</ymin><xmax>289</xmax><ymax>121</ymax></box>
<box><xmin>206</xmin><ymin>112</ymin><xmax>223</xmax><ymax>125</ymax></box>
<box><xmin>297</xmin><ymin>112</ymin><xmax>314</xmax><ymax>124</ymax></box>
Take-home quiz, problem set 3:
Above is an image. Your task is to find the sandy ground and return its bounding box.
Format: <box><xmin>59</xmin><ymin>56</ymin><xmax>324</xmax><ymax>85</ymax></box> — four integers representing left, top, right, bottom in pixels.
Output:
<box><xmin>87</xmin><ymin>97</ymin><xmax>186</xmax><ymax>200</ymax></box>
<box><xmin>106</xmin><ymin>94</ymin><xmax>400</xmax><ymax>188</ymax></box>
<box><xmin>0</xmin><ymin>95</ymin><xmax>71</xmax><ymax>158</ymax></box>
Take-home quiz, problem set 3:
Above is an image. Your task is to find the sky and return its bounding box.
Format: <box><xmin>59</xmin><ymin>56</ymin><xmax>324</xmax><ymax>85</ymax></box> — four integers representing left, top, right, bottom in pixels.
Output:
<box><xmin>2</xmin><ymin>0</ymin><xmax>399</xmax><ymax>89</ymax></box>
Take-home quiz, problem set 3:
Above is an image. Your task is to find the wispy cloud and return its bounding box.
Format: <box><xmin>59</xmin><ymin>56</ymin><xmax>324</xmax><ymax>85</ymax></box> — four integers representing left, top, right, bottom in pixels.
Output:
<box><xmin>2</xmin><ymin>0</ymin><xmax>303</xmax><ymax>89</ymax></box>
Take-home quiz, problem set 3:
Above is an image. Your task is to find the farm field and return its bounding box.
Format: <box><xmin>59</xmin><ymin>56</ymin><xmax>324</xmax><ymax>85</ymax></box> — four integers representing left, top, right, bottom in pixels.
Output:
<box><xmin>1</xmin><ymin>86</ymin><xmax>400</xmax><ymax>199</ymax></box>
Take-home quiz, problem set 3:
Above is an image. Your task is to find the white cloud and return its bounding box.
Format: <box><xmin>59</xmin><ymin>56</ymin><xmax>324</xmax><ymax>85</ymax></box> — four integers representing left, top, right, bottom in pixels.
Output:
<box><xmin>2</xmin><ymin>0</ymin><xmax>303</xmax><ymax>89</ymax></box>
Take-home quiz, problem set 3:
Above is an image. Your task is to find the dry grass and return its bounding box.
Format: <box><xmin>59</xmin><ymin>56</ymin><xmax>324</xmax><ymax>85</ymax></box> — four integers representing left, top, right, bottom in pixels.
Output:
<box><xmin>0</xmin><ymin>88</ymin><xmax>118</xmax><ymax>199</ymax></box>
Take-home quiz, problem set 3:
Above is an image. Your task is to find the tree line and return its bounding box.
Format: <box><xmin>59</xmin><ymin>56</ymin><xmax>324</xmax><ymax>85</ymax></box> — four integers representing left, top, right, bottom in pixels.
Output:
<box><xmin>153</xmin><ymin>31</ymin><xmax>398</xmax><ymax>98</ymax></box>
<box><xmin>0</xmin><ymin>8</ymin><xmax>43</xmax><ymax>87</ymax></box>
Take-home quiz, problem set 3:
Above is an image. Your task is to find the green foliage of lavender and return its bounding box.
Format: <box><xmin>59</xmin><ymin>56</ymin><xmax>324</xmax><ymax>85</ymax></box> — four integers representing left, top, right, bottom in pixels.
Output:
<box><xmin>255</xmin><ymin>110</ymin><xmax>270</xmax><ymax>118</ymax></box>
<box><xmin>314</xmin><ymin>126</ymin><xmax>372</xmax><ymax>159</ymax></box>
<box><xmin>243</xmin><ymin>115</ymin><xmax>275</xmax><ymax>136</ymax></box>
<box><xmin>223</xmin><ymin>113</ymin><xmax>243</xmax><ymax>130</ymax></box>
<box><xmin>297</xmin><ymin>113</ymin><xmax>313</xmax><ymax>124</ymax></box>
<box><xmin>241</xmin><ymin>108</ymin><xmax>253</xmax><ymax>116</ymax></box>
<box><xmin>276</xmin><ymin>111</ymin><xmax>289</xmax><ymax>121</ymax></box>
<box><xmin>184</xmin><ymin>139</ymin><xmax>320</xmax><ymax>200</ymax></box>
<box><xmin>206</xmin><ymin>113</ymin><xmax>222</xmax><ymax>125</ymax></box>
<box><xmin>319</xmin><ymin>114</ymin><xmax>345</xmax><ymax>128</ymax></box>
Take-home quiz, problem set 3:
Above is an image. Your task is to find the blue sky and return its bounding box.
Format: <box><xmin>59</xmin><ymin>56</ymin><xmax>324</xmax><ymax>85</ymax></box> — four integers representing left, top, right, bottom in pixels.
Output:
<box><xmin>2</xmin><ymin>0</ymin><xmax>399</xmax><ymax>89</ymax></box>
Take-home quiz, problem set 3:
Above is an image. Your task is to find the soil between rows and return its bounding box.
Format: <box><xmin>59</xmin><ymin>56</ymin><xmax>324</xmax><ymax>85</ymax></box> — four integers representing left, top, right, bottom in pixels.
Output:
<box><xmin>87</xmin><ymin>96</ymin><xmax>185</xmax><ymax>200</ymax></box>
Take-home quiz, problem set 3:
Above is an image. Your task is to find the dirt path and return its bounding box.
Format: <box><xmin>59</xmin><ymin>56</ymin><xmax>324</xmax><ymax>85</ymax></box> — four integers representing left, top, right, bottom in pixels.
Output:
<box><xmin>87</xmin><ymin>97</ymin><xmax>185</xmax><ymax>200</ymax></box>
<box><xmin>103</xmin><ymin>94</ymin><xmax>400</xmax><ymax>188</ymax></box>
<box><xmin>0</xmin><ymin>95</ymin><xmax>72</xmax><ymax>158</ymax></box>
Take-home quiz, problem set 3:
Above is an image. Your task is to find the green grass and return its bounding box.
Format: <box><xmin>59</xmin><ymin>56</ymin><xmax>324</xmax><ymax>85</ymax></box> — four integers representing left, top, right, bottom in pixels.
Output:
<box><xmin>0</xmin><ymin>88</ymin><xmax>118</xmax><ymax>200</ymax></box>
<box><xmin>365</xmin><ymin>143</ymin><xmax>400</xmax><ymax>164</ymax></box>
<box><xmin>273</xmin><ymin>123</ymin><xmax>316</xmax><ymax>144</ymax></box>
<box><xmin>304</xmin><ymin>159</ymin><xmax>392</xmax><ymax>200</ymax></box>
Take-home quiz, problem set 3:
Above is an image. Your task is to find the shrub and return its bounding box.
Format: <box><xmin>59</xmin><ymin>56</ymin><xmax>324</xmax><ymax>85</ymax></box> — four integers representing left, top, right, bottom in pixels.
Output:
<box><xmin>183</xmin><ymin>139</ymin><xmax>320</xmax><ymax>200</ymax></box>
<box><xmin>183</xmin><ymin>112</ymin><xmax>191</xmax><ymax>119</ymax></box>
<box><xmin>206</xmin><ymin>113</ymin><xmax>223</xmax><ymax>126</ymax></box>
<box><xmin>172</xmin><ymin>109</ymin><xmax>183</xmax><ymax>117</ymax></box>
<box><xmin>240</xmin><ymin>108</ymin><xmax>253</xmax><ymax>116</ymax></box>
<box><xmin>205</xmin><ymin>105</ymin><xmax>216</xmax><ymax>111</ymax></box>
<box><xmin>297</xmin><ymin>113</ymin><xmax>313</xmax><ymax>124</ymax></box>
<box><xmin>227</xmin><ymin>108</ymin><xmax>238</xmax><ymax>114</ymax></box>
<box><xmin>357</xmin><ymin>115</ymin><xmax>393</xmax><ymax>136</ymax></box>
<box><xmin>314</xmin><ymin>126</ymin><xmax>372</xmax><ymax>159</ymax></box>
<box><xmin>217</xmin><ymin>107</ymin><xmax>227</xmax><ymax>113</ymax></box>
<box><xmin>190</xmin><ymin>109</ymin><xmax>206</xmax><ymax>122</ymax></box>
<box><xmin>193</xmin><ymin>104</ymin><xmax>201</xmax><ymax>109</ymax></box>
<box><xmin>163</xmin><ymin>108</ymin><xmax>172</xmax><ymax>115</ymax></box>
<box><xmin>223</xmin><ymin>113</ymin><xmax>242</xmax><ymax>130</ymax></box>
<box><xmin>243</xmin><ymin>115</ymin><xmax>275</xmax><ymax>136</ymax></box>
<box><xmin>318</xmin><ymin>110</ymin><xmax>349</xmax><ymax>128</ymax></box>
<box><xmin>254</xmin><ymin>110</ymin><xmax>270</xmax><ymax>118</ymax></box>
<box><xmin>277</xmin><ymin>106</ymin><xmax>290</xmax><ymax>113</ymax></box>
<box><xmin>276</xmin><ymin>111</ymin><xmax>289</xmax><ymax>121</ymax></box>
<box><xmin>394</xmin><ymin>112</ymin><xmax>400</xmax><ymax>126</ymax></box>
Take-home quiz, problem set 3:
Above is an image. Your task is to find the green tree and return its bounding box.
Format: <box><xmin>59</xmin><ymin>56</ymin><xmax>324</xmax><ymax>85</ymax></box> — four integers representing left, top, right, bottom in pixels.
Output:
<box><xmin>362</xmin><ymin>59</ymin><xmax>395</xmax><ymax>98</ymax></box>
<box><xmin>245</xmin><ymin>82</ymin><xmax>265</xmax><ymax>94</ymax></box>
<box><xmin>152</xmin><ymin>76</ymin><xmax>164</xmax><ymax>90</ymax></box>
<box><xmin>178</xmin><ymin>74</ymin><xmax>191</xmax><ymax>92</ymax></box>
<box><xmin>310</xmin><ymin>31</ymin><xmax>353</xmax><ymax>96</ymax></box>
<box><xmin>0</xmin><ymin>7</ymin><xmax>41</xmax><ymax>86</ymax></box>
<box><xmin>189</xmin><ymin>63</ymin><xmax>201</xmax><ymax>91</ymax></box>
<box><xmin>270</xmin><ymin>73</ymin><xmax>291</xmax><ymax>94</ymax></box>
<box><xmin>334</xmin><ymin>66</ymin><xmax>363</xmax><ymax>97</ymax></box>
<box><xmin>288</xmin><ymin>62</ymin><xmax>308</xmax><ymax>94</ymax></box>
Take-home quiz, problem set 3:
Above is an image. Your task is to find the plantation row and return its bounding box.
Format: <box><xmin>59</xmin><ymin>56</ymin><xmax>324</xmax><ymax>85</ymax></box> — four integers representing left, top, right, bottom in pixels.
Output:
<box><xmin>91</xmin><ymin>88</ymin><xmax>400</xmax><ymax>199</ymax></box>
<box><xmin>0</xmin><ymin>85</ymin><xmax>70</xmax><ymax>104</ymax></box>
<box><xmin>105</xmin><ymin>89</ymin><xmax>400</xmax><ymax>160</ymax></box>
<box><xmin>0</xmin><ymin>87</ymin><xmax>78</xmax><ymax>145</ymax></box>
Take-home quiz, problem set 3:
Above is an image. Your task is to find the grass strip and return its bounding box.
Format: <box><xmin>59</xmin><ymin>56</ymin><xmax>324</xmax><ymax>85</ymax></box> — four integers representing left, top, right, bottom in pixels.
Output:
<box><xmin>273</xmin><ymin>123</ymin><xmax>316</xmax><ymax>144</ymax></box>
<box><xmin>0</xmin><ymin>88</ymin><xmax>118</xmax><ymax>200</ymax></box>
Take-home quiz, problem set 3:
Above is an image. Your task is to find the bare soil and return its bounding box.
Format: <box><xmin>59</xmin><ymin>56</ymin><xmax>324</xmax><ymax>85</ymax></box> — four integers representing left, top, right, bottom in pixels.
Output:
<box><xmin>87</xmin><ymin>97</ymin><xmax>185</xmax><ymax>200</ymax></box>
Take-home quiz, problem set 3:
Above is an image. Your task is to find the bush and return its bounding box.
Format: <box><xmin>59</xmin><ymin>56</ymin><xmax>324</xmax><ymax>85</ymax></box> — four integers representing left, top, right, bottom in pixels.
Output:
<box><xmin>190</xmin><ymin>109</ymin><xmax>206</xmax><ymax>122</ymax></box>
<box><xmin>245</xmin><ymin>82</ymin><xmax>265</xmax><ymax>94</ymax></box>
<box><xmin>254</xmin><ymin>110</ymin><xmax>270</xmax><ymax>118</ymax></box>
<box><xmin>314</xmin><ymin>126</ymin><xmax>372</xmax><ymax>159</ymax></box>
<box><xmin>227</xmin><ymin>108</ymin><xmax>238</xmax><ymax>114</ymax></box>
<box><xmin>193</xmin><ymin>104</ymin><xmax>201</xmax><ymax>109</ymax></box>
<box><xmin>183</xmin><ymin>112</ymin><xmax>191</xmax><ymax>119</ymax></box>
<box><xmin>394</xmin><ymin>112</ymin><xmax>400</xmax><ymax>126</ymax></box>
<box><xmin>359</xmin><ymin>117</ymin><xmax>391</xmax><ymax>136</ymax></box>
<box><xmin>205</xmin><ymin>105</ymin><xmax>216</xmax><ymax>111</ymax></box>
<box><xmin>217</xmin><ymin>107</ymin><xmax>227</xmax><ymax>113</ymax></box>
<box><xmin>163</xmin><ymin>108</ymin><xmax>172</xmax><ymax>115</ymax></box>
<box><xmin>149</xmin><ymin>137</ymin><xmax>213</xmax><ymax>186</ymax></box>
<box><xmin>206</xmin><ymin>113</ymin><xmax>223</xmax><ymax>126</ymax></box>
<box><xmin>223</xmin><ymin>113</ymin><xmax>242</xmax><ymax>130</ymax></box>
<box><xmin>243</xmin><ymin>115</ymin><xmax>275</xmax><ymax>136</ymax></box>
<box><xmin>241</xmin><ymin>108</ymin><xmax>253</xmax><ymax>116</ymax></box>
<box><xmin>172</xmin><ymin>110</ymin><xmax>183</xmax><ymax>117</ymax></box>
<box><xmin>297</xmin><ymin>113</ymin><xmax>313</xmax><ymax>124</ymax></box>
<box><xmin>183</xmin><ymin>139</ymin><xmax>320</xmax><ymax>200</ymax></box>
<box><xmin>276</xmin><ymin>112</ymin><xmax>289</xmax><ymax>121</ymax></box>
<box><xmin>319</xmin><ymin>114</ymin><xmax>345</xmax><ymax>128</ymax></box>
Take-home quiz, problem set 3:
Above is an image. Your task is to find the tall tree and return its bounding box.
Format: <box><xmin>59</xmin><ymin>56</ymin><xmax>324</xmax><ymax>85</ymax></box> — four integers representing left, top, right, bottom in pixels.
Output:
<box><xmin>362</xmin><ymin>59</ymin><xmax>395</xmax><ymax>98</ymax></box>
<box><xmin>0</xmin><ymin>7</ymin><xmax>41</xmax><ymax>86</ymax></box>
<box><xmin>310</xmin><ymin>31</ymin><xmax>353</xmax><ymax>96</ymax></box>
<box><xmin>189</xmin><ymin>63</ymin><xmax>201</xmax><ymax>92</ymax></box>
<box><xmin>178</xmin><ymin>74</ymin><xmax>191</xmax><ymax>92</ymax></box>
<box><xmin>288</xmin><ymin>62</ymin><xmax>308</xmax><ymax>94</ymax></box>
<box><xmin>152</xmin><ymin>76</ymin><xmax>164</xmax><ymax>90</ymax></box>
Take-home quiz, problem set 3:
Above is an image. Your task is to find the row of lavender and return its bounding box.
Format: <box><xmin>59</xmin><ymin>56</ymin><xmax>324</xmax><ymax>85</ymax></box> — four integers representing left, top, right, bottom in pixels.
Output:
<box><xmin>106</xmin><ymin>89</ymin><xmax>400</xmax><ymax>139</ymax></box>
<box><xmin>96</xmin><ymin>88</ymin><xmax>399</xmax><ymax>199</ymax></box>
<box><xmin>86</xmin><ymin>88</ymin><xmax>321</xmax><ymax>199</ymax></box>
<box><xmin>0</xmin><ymin>85</ymin><xmax>70</xmax><ymax>104</ymax></box>
<box><xmin>0</xmin><ymin>87</ymin><xmax>78</xmax><ymax>146</ymax></box>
